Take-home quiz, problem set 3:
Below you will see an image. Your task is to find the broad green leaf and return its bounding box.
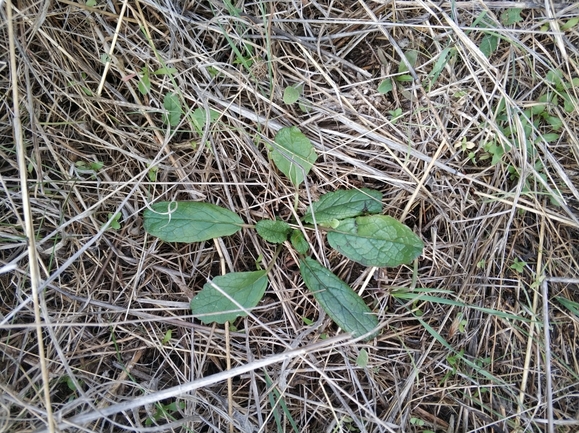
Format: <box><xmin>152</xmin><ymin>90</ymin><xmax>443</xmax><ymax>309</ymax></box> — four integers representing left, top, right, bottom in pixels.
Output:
<box><xmin>270</xmin><ymin>126</ymin><xmax>317</xmax><ymax>187</ymax></box>
<box><xmin>163</xmin><ymin>93</ymin><xmax>182</xmax><ymax>127</ymax></box>
<box><xmin>290</xmin><ymin>230</ymin><xmax>309</xmax><ymax>254</ymax></box>
<box><xmin>299</xmin><ymin>257</ymin><xmax>379</xmax><ymax>339</ymax></box>
<box><xmin>256</xmin><ymin>219</ymin><xmax>291</xmax><ymax>244</ymax></box>
<box><xmin>377</xmin><ymin>79</ymin><xmax>393</xmax><ymax>94</ymax></box>
<box><xmin>283</xmin><ymin>86</ymin><xmax>300</xmax><ymax>104</ymax></box>
<box><xmin>327</xmin><ymin>215</ymin><xmax>423</xmax><ymax>267</ymax></box>
<box><xmin>143</xmin><ymin>201</ymin><xmax>243</xmax><ymax>243</ymax></box>
<box><xmin>191</xmin><ymin>271</ymin><xmax>268</xmax><ymax>324</ymax></box>
<box><xmin>303</xmin><ymin>188</ymin><xmax>382</xmax><ymax>224</ymax></box>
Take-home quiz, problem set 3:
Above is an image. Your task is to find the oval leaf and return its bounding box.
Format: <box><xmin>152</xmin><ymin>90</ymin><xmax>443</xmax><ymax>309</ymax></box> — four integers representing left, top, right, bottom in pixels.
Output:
<box><xmin>163</xmin><ymin>92</ymin><xmax>182</xmax><ymax>127</ymax></box>
<box><xmin>283</xmin><ymin>86</ymin><xmax>300</xmax><ymax>104</ymax></box>
<box><xmin>299</xmin><ymin>257</ymin><xmax>379</xmax><ymax>339</ymax></box>
<box><xmin>290</xmin><ymin>230</ymin><xmax>309</xmax><ymax>255</ymax></box>
<box><xmin>303</xmin><ymin>188</ymin><xmax>382</xmax><ymax>224</ymax></box>
<box><xmin>327</xmin><ymin>215</ymin><xmax>423</xmax><ymax>267</ymax></box>
<box><xmin>270</xmin><ymin>126</ymin><xmax>317</xmax><ymax>187</ymax></box>
<box><xmin>377</xmin><ymin>79</ymin><xmax>393</xmax><ymax>94</ymax></box>
<box><xmin>191</xmin><ymin>271</ymin><xmax>268</xmax><ymax>324</ymax></box>
<box><xmin>256</xmin><ymin>219</ymin><xmax>291</xmax><ymax>244</ymax></box>
<box><xmin>143</xmin><ymin>201</ymin><xmax>244</xmax><ymax>243</ymax></box>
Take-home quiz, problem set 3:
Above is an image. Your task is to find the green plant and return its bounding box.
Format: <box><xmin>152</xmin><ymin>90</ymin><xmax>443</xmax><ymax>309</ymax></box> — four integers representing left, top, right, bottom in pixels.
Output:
<box><xmin>143</xmin><ymin>126</ymin><xmax>424</xmax><ymax>340</ymax></box>
<box><xmin>283</xmin><ymin>85</ymin><xmax>301</xmax><ymax>105</ymax></box>
<box><xmin>264</xmin><ymin>370</ymin><xmax>299</xmax><ymax>433</ymax></box>
<box><xmin>191</xmin><ymin>107</ymin><xmax>219</xmax><ymax>135</ymax></box>
<box><xmin>355</xmin><ymin>349</ymin><xmax>369</xmax><ymax>368</ymax></box>
<box><xmin>388</xmin><ymin>108</ymin><xmax>403</xmax><ymax>124</ymax></box>
<box><xmin>472</xmin><ymin>11</ymin><xmax>500</xmax><ymax>58</ymax></box>
<box><xmin>145</xmin><ymin>400</ymin><xmax>185</xmax><ymax>427</ymax></box>
<box><xmin>377</xmin><ymin>79</ymin><xmax>393</xmax><ymax>95</ymax></box>
<box><xmin>106</xmin><ymin>212</ymin><xmax>121</xmax><ymax>230</ymax></box>
<box><xmin>75</xmin><ymin>160</ymin><xmax>103</xmax><ymax>173</ymax></box>
<box><xmin>509</xmin><ymin>257</ymin><xmax>526</xmax><ymax>273</ymax></box>
<box><xmin>162</xmin><ymin>92</ymin><xmax>182</xmax><ymax>127</ymax></box>
<box><xmin>409</xmin><ymin>417</ymin><xmax>436</xmax><ymax>433</ymax></box>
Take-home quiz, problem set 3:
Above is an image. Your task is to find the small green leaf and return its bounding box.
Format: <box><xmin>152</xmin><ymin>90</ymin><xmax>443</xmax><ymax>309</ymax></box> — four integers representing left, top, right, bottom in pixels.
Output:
<box><xmin>561</xmin><ymin>17</ymin><xmax>579</xmax><ymax>31</ymax></box>
<box><xmin>556</xmin><ymin>296</ymin><xmax>579</xmax><ymax>317</ymax></box>
<box><xmin>162</xmin><ymin>329</ymin><xmax>172</xmax><ymax>344</ymax></box>
<box><xmin>256</xmin><ymin>219</ymin><xmax>291</xmax><ymax>244</ymax></box>
<box><xmin>143</xmin><ymin>201</ymin><xmax>243</xmax><ymax>243</ymax></box>
<box><xmin>545</xmin><ymin>115</ymin><xmax>563</xmax><ymax>131</ymax></box>
<box><xmin>510</xmin><ymin>258</ymin><xmax>526</xmax><ymax>273</ymax></box>
<box><xmin>270</xmin><ymin>126</ymin><xmax>317</xmax><ymax>187</ymax></box>
<box><xmin>283</xmin><ymin>85</ymin><xmax>300</xmax><ymax>104</ymax></box>
<box><xmin>138</xmin><ymin>67</ymin><xmax>150</xmax><ymax>95</ymax></box>
<box><xmin>327</xmin><ymin>215</ymin><xmax>424</xmax><ymax>267</ymax></box>
<box><xmin>148</xmin><ymin>166</ymin><xmax>158</xmax><ymax>182</ymax></box>
<box><xmin>501</xmin><ymin>8</ymin><xmax>523</xmax><ymax>25</ymax></box>
<box><xmin>107</xmin><ymin>212</ymin><xmax>121</xmax><ymax>230</ymax></box>
<box><xmin>298</xmin><ymin>101</ymin><xmax>311</xmax><ymax>113</ymax></box>
<box><xmin>479</xmin><ymin>34</ymin><xmax>499</xmax><ymax>58</ymax></box>
<box><xmin>563</xmin><ymin>94</ymin><xmax>577</xmax><ymax>113</ymax></box>
<box><xmin>154</xmin><ymin>67</ymin><xmax>178</xmax><ymax>75</ymax></box>
<box><xmin>398</xmin><ymin>50</ymin><xmax>418</xmax><ymax>74</ymax></box>
<box><xmin>356</xmin><ymin>349</ymin><xmax>369</xmax><ymax>368</ymax></box>
<box><xmin>290</xmin><ymin>230</ymin><xmax>309</xmax><ymax>254</ymax></box>
<box><xmin>191</xmin><ymin>107</ymin><xmax>220</xmax><ymax>134</ymax></box>
<box><xmin>389</xmin><ymin>108</ymin><xmax>403</xmax><ymax>123</ymax></box>
<box><xmin>428</xmin><ymin>47</ymin><xmax>453</xmax><ymax>87</ymax></box>
<box><xmin>299</xmin><ymin>257</ymin><xmax>379</xmax><ymax>339</ymax></box>
<box><xmin>86</xmin><ymin>0</ymin><xmax>97</xmax><ymax>6</ymax></box>
<box><xmin>303</xmin><ymin>188</ymin><xmax>382</xmax><ymax>224</ymax></box>
<box><xmin>377</xmin><ymin>79</ymin><xmax>393</xmax><ymax>94</ymax></box>
<box><xmin>531</xmin><ymin>102</ymin><xmax>548</xmax><ymax>115</ymax></box>
<box><xmin>545</xmin><ymin>69</ymin><xmax>563</xmax><ymax>86</ymax></box>
<box><xmin>541</xmin><ymin>133</ymin><xmax>560</xmax><ymax>142</ymax></box>
<box><xmin>163</xmin><ymin>93</ymin><xmax>182</xmax><ymax>127</ymax></box>
<box><xmin>191</xmin><ymin>271</ymin><xmax>268</xmax><ymax>324</ymax></box>
<box><xmin>395</xmin><ymin>74</ymin><xmax>414</xmax><ymax>82</ymax></box>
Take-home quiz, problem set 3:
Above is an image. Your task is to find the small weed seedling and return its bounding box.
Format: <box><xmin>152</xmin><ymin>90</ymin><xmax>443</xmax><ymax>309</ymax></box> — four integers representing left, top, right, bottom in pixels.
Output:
<box><xmin>143</xmin><ymin>126</ymin><xmax>424</xmax><ymax>340</ymax></box>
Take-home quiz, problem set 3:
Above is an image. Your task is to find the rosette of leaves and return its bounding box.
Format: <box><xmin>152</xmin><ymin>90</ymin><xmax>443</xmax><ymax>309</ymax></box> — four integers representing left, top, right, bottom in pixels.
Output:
<box><xmin>143</xmin><ymin>189</ymin><xmax>422</xmax><ymax>339</ymax></box>
<box><xmin>143</xmin><ymin>127</ymin><xmax>424</xmax><ymax>340</ymax></box>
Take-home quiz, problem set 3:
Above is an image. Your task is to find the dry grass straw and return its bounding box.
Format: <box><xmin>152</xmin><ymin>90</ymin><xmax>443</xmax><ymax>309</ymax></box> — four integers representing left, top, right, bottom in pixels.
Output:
<box><xmin>1</xmin><ymin>0</ymin><xmax>579</xmax><ymax>431</ymax></box>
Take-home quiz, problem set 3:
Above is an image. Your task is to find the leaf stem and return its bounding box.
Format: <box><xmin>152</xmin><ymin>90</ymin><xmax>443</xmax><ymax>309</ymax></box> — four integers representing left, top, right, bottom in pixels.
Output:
<box><xmin>293</xmin><ymin>191</ymin><xmax>299</xmax><ymax>212</ymax></box>
<box><xmin>265</xmin><ymin>245</ymin><xmax>284</xmax><ymax>273</ymax></box>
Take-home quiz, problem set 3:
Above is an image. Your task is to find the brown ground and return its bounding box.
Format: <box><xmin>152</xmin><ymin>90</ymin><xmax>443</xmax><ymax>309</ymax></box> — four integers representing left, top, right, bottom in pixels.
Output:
<box><xmin>1</xmin><ymin>0</ymin><xmax>579</xmax><ymax>432</ymax></box>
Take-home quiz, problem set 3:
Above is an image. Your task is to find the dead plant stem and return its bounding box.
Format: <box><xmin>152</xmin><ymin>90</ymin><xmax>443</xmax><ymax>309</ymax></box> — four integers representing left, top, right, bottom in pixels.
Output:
<box><xmin>6</xmin><ymin>1</ymin><xmax>55</xmax><ymax>432</ymax></box>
